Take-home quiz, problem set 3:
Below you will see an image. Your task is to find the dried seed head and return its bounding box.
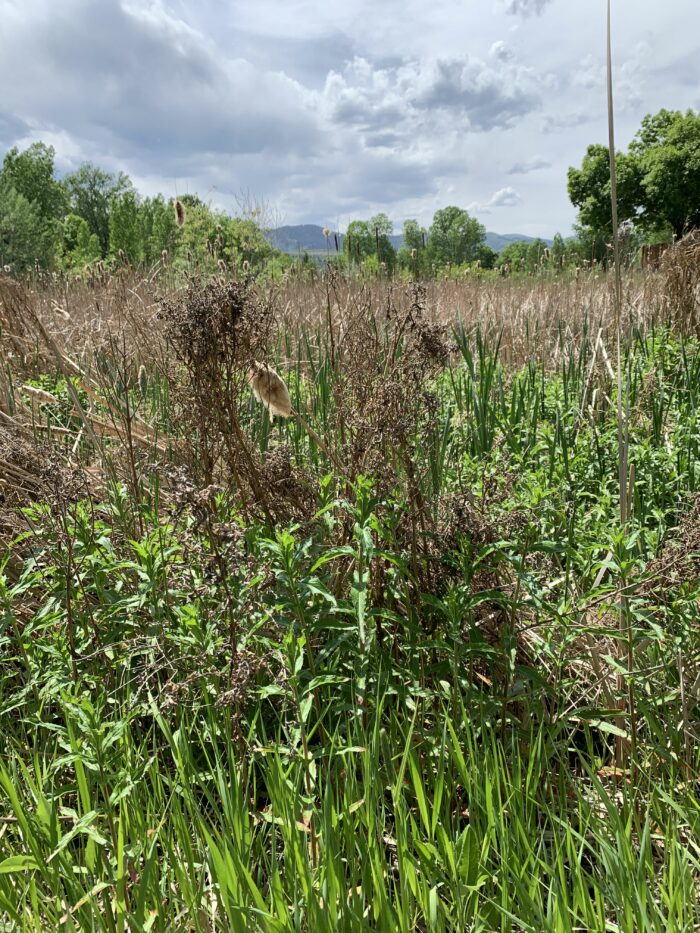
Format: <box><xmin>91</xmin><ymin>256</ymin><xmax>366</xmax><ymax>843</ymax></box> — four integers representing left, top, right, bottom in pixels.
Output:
<box><xmin>22</xmin><ymin>384</ymin><xmax>59</xmax><ymax>407</ymax></box>
<box><xmin>51</xmin><ymin>301</ymin><xmax>71</xmax><ymax>321</ymax></box>
<box><xmin>175</xmin><ymin>199</ymin><xmax>186</xmax><ymax>227</ymax></box>
<box><xmin>138</xmin><ymin>365</ymin><xmax>148</xmax><ymax>397</ymax></box>
<box><xmin>410</xmin><ymin>248</ymin><xmax>417</xmax><ymax>260</ymax></box>
<box><xmin>322</xmin><ymin>227</ymin><xmax>331</xmax><ymax>238</ymax></box>
<box><xmin>248</xmin><ymin>363</ymin><xmax>292</xmax><ymax>420</ymax></box>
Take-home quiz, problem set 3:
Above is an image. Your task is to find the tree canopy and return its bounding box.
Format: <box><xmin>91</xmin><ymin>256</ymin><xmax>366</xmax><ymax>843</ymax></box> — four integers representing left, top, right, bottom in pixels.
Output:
<box><xmin>428</xmin><ymin>207</ymin><xmax>486</xmax><ymax>266</ymax></box>
<box><xmin>568</xmin><ymin>108</ymin><xmax>700</xmax><ymax>247</ymax></box>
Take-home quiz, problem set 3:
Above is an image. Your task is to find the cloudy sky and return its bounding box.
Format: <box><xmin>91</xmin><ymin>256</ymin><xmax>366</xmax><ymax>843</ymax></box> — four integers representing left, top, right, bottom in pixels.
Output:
<box><xmin>0</xmin><ymin>0</ymin><xmax>698</xmax><ymax>237</ymax></box>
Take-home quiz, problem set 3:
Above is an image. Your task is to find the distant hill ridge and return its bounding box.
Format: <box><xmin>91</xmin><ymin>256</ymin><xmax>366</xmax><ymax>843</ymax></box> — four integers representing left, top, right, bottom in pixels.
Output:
<box><xmin>267</xmin><ymin>224</ymin><xmax>551</xmax><ymax>255</ymax></box>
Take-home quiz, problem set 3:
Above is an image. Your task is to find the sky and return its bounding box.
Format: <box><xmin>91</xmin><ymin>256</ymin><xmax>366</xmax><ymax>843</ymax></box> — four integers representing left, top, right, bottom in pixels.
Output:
<box><xmin>0</xmin><ymin>0</ymin><xmax>698</xmax><ymax>238</ymax></box>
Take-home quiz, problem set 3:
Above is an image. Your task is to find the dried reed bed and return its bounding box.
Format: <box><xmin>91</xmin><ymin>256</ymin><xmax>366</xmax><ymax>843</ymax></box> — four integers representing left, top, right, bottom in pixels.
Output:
<box><xmin>0</xmin><ymin>264</ymin><xmax>686</xmax><ymax>543</ymax></box>
<box><xmin>1</xmin><ymin>266</ymin><xmax>671</xmax><ymax>377</ymax></box>
<box><xmin>275</xmin><ymin>270</ymin><xmax>667</xmax><ymax>367</ymax></box>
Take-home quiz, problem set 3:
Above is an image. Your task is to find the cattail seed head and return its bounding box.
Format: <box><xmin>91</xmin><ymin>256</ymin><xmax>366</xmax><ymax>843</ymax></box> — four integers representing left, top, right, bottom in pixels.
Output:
<box><xmin>410</xmin><ymin>248</ymin><xmax>417</xmax><ymax>260</ymax></box>
<box><xmin>22</xmin><ymin>384</ymin><xmax>59</xmax><ymax>407</ymax></box>
<box><xmin>51</xmin><ymin>301</ymin><xmax>71</xmax><ymax>321</ymax></box>
<box><xmin>248</xmin><ymin>362</ymin><xmax>292</xmax><ymax>420</ymax></box>
<box><xmin>138</xmin><ymin>365</ymin><xmax>148</xmax><ymax>397</ymax></box>
<box><xmin>175</xmin><ymin>199</ymin><xmax>186</xmax><ymax>227</ymax></box>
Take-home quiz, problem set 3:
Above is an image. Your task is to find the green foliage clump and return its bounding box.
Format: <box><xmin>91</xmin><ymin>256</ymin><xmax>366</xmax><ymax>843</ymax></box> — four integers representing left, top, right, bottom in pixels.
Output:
<box><xmin>568</xmin><ymin>107</ymin><xmax>700</xmax><ymax>253</ymax></box>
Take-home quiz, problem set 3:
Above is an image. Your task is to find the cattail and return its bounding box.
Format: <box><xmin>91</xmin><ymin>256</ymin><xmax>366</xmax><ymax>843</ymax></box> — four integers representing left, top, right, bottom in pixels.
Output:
<box><xmin>175</xmin><ymin>199</ymin><xmax>186</xmax><ymax>228</ymax></box>
<box><xmin>217</xmin><ymin>258</ymin><xmax>226</xmax><ymax>273</ymax></box>
<box><xmin>138</xmin><ymin>365</ymin><xmax>148</xmax><ymax>397</ymax></box>
<box><xmin>22</xmin><ymin>384</ymin><xmax>59</xmax><ymax>406</ymax></box>
<box><xmin>410</xmin><ymin>248</ymin><xmax>417</xmax><ymax>260</ymax></box>
<box><xmin>248</xmin><ymin>363</ymin><xmax>292</xmax><ymax>421</ymax></box>
<box><xmin>242</xmin><ymin>260</ymin><xmax>250</xmax><ymax>273</ymax></box>
<box><xmin>162</xmin><ymin>249</ymin><xmax>169</xmax><ymax>265</ymax></box>
<box><xmin>51</xmin><ymin>301</ymin><xmax>71</xmax><ymax>322</ymax></box>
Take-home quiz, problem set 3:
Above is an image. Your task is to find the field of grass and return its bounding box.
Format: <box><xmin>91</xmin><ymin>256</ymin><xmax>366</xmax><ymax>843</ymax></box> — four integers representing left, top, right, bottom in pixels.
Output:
<box><xmin>0</xmin><ymin>264</ymin><xmax>699</xmax><ymax>931</ymax></box>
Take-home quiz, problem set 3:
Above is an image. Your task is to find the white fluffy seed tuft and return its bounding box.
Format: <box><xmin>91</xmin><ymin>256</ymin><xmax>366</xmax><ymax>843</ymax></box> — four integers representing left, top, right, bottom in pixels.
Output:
<box><xmin>248</xmin><ymin>363</ymin><xmax>292</xmax><ymax>420</ymax></box>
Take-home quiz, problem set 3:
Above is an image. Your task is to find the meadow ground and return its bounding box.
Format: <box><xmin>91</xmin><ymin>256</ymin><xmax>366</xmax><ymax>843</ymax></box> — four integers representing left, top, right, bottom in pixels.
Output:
<box><xmin>0</xmin><ymin>261</ymin><xmax>699</xmax><ymax>931</ymax></box>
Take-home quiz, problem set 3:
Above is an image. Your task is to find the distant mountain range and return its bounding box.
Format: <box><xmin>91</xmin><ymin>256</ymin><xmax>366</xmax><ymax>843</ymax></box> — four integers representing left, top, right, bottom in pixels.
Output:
<box><xmin>267</xmin><ymin>224</ymin><xmax>550</xmax><ymax>255</ymax></box>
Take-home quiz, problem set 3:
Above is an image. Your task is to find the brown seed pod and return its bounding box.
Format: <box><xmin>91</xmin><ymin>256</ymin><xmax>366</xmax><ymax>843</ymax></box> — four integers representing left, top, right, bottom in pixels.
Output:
<box><xmin>248</xmin><ymin>363</ymin><xmax>292</xmax><ymax>420</ymax></box>
<box><xmin>175</xmin><ymin>199</ymin><xmax>186</xmax><ymax>228</ymax></box>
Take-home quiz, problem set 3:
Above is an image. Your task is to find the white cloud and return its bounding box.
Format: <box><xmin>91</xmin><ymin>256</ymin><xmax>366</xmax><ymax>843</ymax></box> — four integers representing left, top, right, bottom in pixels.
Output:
<box><xmin>488</xmin><ymin>187</ymin><xmax>523</xmax><ymax>207</ymax></box>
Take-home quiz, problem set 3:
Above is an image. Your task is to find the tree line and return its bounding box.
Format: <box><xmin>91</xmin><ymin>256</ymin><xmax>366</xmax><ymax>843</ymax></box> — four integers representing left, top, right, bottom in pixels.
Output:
<box><xmin>0</xmin><ymin>144</ymin><xmax>284</xmax><ymax>276</ymax></box>
<box><xmin>0</xmin><ymin>106</ymin><xmax>697</xmax><ymax>278</ymax></box>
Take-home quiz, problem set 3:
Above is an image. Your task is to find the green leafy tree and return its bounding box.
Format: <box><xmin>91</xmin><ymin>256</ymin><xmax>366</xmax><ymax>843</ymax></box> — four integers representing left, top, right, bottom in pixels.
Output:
<box><xmin>344</xmin><ymin>220</ymin><xmax>374</xmax><ymax>264</ymax></box>
<box><xmin>59</xmin><ymin>213</ymin><xmax>101</xmax><ymax>269</ymax></box>
<box><xmin>142</xmin><ymin>196</ymin><xmax>180</xmax><ymax>264</ymax></box>
<box><xmin>476</xmin><ymin>244</ymin><xmax>498</xmax><ymax>270</ymax></box>
<box><xmin>630</xmin><ymin>109</ymin><xmax>700</xmax><ymax>239</ymax></box>
<box><xmin>63</xmin><ymin>163</ymin><xmax>133</xmax><ymax>255</ymax></box>
<box><xmin>368</xmin><ymin>213</ymin><xmax>396</xmax><ymax>270</ymax></box>
<box><xmin>568</xmin><ymin>108</ymin><xmax>700</xmax><ymax>247</ymax></box>
<box><xmin>109</xmin><ymin>190</ymin><xmax>144</xmax><ymax>264</ymax></box>
<box><xmin>343</xmin><ymin>215</ymin><xmax>397</xmax><ymax>270</ymax></box>
<box><xmin>497</xmin><ymin>238</ymin><xmax>550</xmax><ymax>274</ymax></box>
<box><xmin>397</xmin><ymin>219</ymin><xmax>428</xmax><ymax>274</ymax></box>
<box><xmin>567</xmin><ymin>144</ymin><xmax>641</xmax><ymax>245</ymax></box>
<box><xmin>428</xmin><ymin>207</ymin><xmax>485</xmax><ymax>267</ymax></box>
<box><xmin>551</xmin><ymin>232</ymin><xmax>567</xmax><ymax>267</ymax></box>
<box><xmin>0</xmin><ymin>180</ymin><xmax>55</xmax><ymax>273</ymax></box>
<box><xmin>1</xmin><ymin>142</ymin><xmax>67</xmax><ymax>222</ymax></box>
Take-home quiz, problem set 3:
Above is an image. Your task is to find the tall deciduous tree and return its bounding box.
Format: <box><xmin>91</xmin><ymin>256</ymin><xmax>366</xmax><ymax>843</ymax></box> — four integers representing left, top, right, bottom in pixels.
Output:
<box><xmin>59</xmin><ymin>214</ymin><xmax>101</xmax><ymax>269</ymax></box>
<box><xmin>0</xmin><ymin>181</ymin><xmax>54</xmax><ymax>272</ymax></box>
<box><xmin>63</xmin><ymin>163</ymin><xmax>133</xmax><ymax>256</ymax></box>
<box><xmin>369</xmin><ymin>213</ymin><xmax>396</xmax><ymax>270</ymax></box>
<box><xmin>567</xmin><ymin>144</ymin><xmax>641</xmax><ymax>237</ymax></box>
<box><xmin>630</xmin><ymin>109</ymin><xmax>700</xmax><ymax>239</ymax></box>
<box><xmin>568</xmin><ymin>108</ymin><xmax>700</xmax><ymax>245</ymax></box>
<box><xmin>1</xmin><ymin>143</ymin><xmax>67</xmax><ymax>222</ymax></box>
<box><xmin>428</xmin><ymin>207</ymin><xmax>485</xmax><ymax>266</ymax></box>
<box><xmin>109</xmin><ymin>191</ymin><xmax>144</xmax><ymax>263</ymax></box>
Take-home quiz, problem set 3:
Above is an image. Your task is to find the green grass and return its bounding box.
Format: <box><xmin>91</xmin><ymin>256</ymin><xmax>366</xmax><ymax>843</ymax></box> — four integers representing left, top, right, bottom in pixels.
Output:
<box><xmin>1</xmin><ymin>312</ymin><xmax>700</xmax><ymax>930</ymax></box>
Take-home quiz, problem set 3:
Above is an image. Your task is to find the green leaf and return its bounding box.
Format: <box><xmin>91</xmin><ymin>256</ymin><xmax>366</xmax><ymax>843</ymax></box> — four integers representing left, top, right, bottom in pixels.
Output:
<box><xmin>0</xmin><ymin>855</ymin><xmax>39</xmax><ymax>874</ymax></box>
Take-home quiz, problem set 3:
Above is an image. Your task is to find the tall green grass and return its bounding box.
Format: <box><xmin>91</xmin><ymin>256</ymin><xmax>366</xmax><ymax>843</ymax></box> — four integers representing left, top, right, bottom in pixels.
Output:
<box><xmin>1</xmin><ymin>321</ymin><xmax>700</xmax><ymax>930</ymax></box>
